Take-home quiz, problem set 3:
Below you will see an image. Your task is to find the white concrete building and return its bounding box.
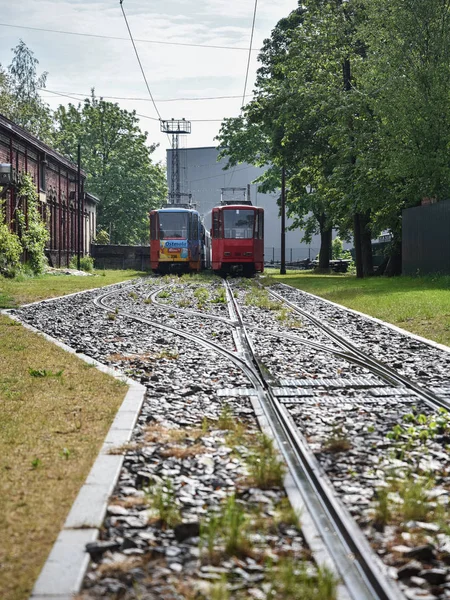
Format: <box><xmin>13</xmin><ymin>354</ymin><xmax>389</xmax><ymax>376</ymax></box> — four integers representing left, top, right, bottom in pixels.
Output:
<box><xmin>166</xmin><ymin>146</ymin><xmax>323</xmax><ymax>263</ymax></box>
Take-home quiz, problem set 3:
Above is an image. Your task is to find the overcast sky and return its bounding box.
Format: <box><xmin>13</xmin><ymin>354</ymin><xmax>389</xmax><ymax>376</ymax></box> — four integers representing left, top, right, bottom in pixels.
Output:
<box><xmin>0</xmin><ymin>0</ymin><xmax>297</xmax><ymax>164</ymax></box>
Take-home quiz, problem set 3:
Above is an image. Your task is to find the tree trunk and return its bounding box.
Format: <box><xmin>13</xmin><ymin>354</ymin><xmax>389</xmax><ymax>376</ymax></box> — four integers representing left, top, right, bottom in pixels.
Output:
<box><xmin>385</xmin><ymin>241</ymin><xmax>402</xmax><ymax>276</ymax></box>
<box><xmin>353</xmin><ymin>213</ymin><xmax>363</xmax><ymax>278</ymax></box>
<box><xmin>318</xmin><ymin>214</ymin><xmax>332</xmax><ymax>269</ymax></box>
<box><xmin>360</xmin><ymin>211</ymin><xmax>373</xmax><ymax>276</ymax></box>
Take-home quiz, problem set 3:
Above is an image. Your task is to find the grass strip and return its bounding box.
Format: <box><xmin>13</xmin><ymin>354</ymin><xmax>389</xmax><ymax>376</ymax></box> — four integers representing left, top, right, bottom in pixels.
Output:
<box><xmin>0</xmin><ymin>270</ymin><xmax>144</xmax><ymax>600</ymax></box>
<box><xmin>0</xmin><ymin>315</ymin><xmax>128</xmax><ymax>600</ymax></box>
<box><xmin>267</xmin><ymin>270</ymin><xmax>450</xmax><ymax>347</ymax></box>
<box><xmin>0</xmin><ymin>269</ymin><xmax>147</xmax><ymax>308</ymax></box>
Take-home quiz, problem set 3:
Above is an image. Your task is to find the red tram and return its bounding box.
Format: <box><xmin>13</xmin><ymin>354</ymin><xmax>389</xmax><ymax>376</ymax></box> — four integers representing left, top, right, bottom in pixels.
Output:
<box><xmin>210</xmin><ymin>203</ymin><xmax>264</xmax><ymax>276</ymax></box>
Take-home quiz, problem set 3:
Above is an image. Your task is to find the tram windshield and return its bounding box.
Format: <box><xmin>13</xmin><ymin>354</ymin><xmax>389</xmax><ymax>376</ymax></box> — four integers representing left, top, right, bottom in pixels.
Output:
<box><xmin>159</xmin><ymin>212</ymin><xmax>188</xmax><ymax>239</ymax></box>
<box><xmin>223</xmin><ymin>209</ymin><xmax>255</xmax><ymax>239</ymax></box>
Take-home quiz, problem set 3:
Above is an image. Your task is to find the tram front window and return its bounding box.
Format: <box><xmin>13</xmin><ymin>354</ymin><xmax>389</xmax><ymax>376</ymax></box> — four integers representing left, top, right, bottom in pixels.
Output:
<box><xmin>223</xmin><ymin>209</ymin><xmax>255</xmax><ymax>239</ymax></box>
<box><xmin>159</xmin><ymin>213</ymin><xmax>188</xmax><ymax>239</ymax></box>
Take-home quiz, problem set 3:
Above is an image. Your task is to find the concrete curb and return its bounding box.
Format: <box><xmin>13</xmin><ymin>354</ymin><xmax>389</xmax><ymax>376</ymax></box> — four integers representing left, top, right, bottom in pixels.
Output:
<box><xmin>1</xmin><ymin>309</ymin><xmax>146</xmax><ymax>600</ymax></box>
<box><xmin>280</xmin><ymin>282</ymin><xmax>450</xmax><ymax>354</ymax></box>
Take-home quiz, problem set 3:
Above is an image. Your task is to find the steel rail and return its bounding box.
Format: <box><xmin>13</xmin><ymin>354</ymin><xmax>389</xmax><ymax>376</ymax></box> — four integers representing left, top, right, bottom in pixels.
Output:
<box><xmin>148</xmin><ymin>287</ymin><xmax>235</xmax><ymax>326</ymax></box>
<box><xmin>93</xmin><ymin>282</ymin><xmax>402</xmax><ymax>599</ymax></box>
<box><xmin>92</xmin><ymin>288</ymin><xmax>262</xmax><ymax>388</ymax></box>
<box><xmin>223</xmin><ymin>280</ymin><xmax>404</xmax><ymax>600</ymax></box>
<box><xmin>267</xmin><ymin>286</ymin><xmax>450</xmax><ymax>411</ymax></box>
<box><xmin>148</xmin><ymin>284</ymin><xmax>403</xmax><ymax>386</ymax></box>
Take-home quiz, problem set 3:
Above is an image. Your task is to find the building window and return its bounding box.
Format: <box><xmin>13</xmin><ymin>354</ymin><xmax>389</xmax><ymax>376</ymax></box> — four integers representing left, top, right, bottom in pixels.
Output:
<box><xmin>39</xmin><ymin>154</ymin><xmax>46</xmax><ymax>192</ymax></box>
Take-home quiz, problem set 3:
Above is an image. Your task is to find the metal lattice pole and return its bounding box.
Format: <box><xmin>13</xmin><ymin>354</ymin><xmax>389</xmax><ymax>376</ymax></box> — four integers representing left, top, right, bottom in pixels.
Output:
<box><xmin>161</xmin><ymin>120</ymin><xmax>191</xmax><ymax>205</ymax></box>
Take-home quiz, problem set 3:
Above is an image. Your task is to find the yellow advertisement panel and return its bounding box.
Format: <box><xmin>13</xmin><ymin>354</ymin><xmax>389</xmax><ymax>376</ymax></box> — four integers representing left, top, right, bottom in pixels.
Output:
<box><xmin>159</xmin><ymin>240</ymin><xmax>189</xmax><ymax>262</ymax></box>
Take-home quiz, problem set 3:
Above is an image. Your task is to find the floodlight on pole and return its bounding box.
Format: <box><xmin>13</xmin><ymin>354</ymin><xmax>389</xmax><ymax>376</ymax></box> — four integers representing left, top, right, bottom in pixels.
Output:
<box><xmin>161</xmin><ymin>119</ymin><xmax>192</xmax><ymax>205</ymax></box>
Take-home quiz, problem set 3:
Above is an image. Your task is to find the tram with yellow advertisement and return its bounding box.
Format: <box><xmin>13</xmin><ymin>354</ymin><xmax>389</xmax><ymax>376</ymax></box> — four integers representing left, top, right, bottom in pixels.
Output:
<box><xmin>149</xmin><ymin>207</ymin><xmax>206</xmax><ymax>273</ymax></box>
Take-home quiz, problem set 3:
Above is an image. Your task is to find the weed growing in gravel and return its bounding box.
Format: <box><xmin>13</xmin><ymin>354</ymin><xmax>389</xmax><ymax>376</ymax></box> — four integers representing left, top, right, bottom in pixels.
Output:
<box><xmin>387</xmin><ymin>409</ymin><xmax>450</xmax><ymax>449</ymax></box>
<box><xmin>201</xmin><ymin>510</ymin><xmax>221</xmax><ymax>563</ymax></box>
<box><xmin>201</xmin><ymin>494</ymin><xmax>251</xmax><ymax>562</ymax></box>
<box><xmin>245</xmin><ymin>288</ymin><xmax>281</xmax><ymax>311</ymax></box>
<box><xmin>223</xmin><ymin>494</ymin><xmax>251</xmax><ymax>556</ymax></box>
<box><xmin>158</xmin><ymin>290</ymin><xmax>171</xmax><ymax>299</ymax></box>
<box><xmin>156</xmin><ymin>348</ymin><xmax>179</xmax><ymax>360</ymax></box>
<box><xmin>107</xmin><ymin>312</ymin><xmax>116</xmax><ymax>321</ymax></box>
<box><xmin>373</xmin><ymin>487</ymin><xmax>391</xmax><ymax>529</ymax></box>
<box><xmin>178</xmin><ymin>297</ymin><xmax>191</xmax><ymax>308</ymax></box>
<box><xmin>247</xmin><ymin>433</ymin><xmax>286</xmax><ymax>489</ymax></box>
<box><xmin>217</xmin><ymin>404</ymin><xmax>235</xmax><ymax>430</ymax></box>
<box><xmin>160</xmin><ymin>443</ymin><xmax>206</xmax><ymax>459</ymax></box>
<box><xmin>274</xmin><ymin>497</ymin><xmax>301</xmax><ymax>528</ymax></box>
<box><xmin>322</xmin><ymin>427</ymin><xmax>352</xmax><ymax>453</ymax></box>
<box><xmin>194</xmin><ymin>286</ymin><xmax>210</xmax><ymax>307</ymax></box>
<box><xmin>128</xmin><ymin>291</ymin><xmax>138</xmax><ymax>300</ymax></box>
<box><xmin>144</xmin><ymin>423</ymin><xmax>190</xmax><ymax>444</ymax></box>
<box><xmin>144</xmin><ymin>298</ymin><xmax>152</xmax><ymax>304</ymax></box>
<box><xmin>266</xmin><ymin>559</ymin><xmax>338</xmax><ymax>600</ymax></box>
<box><xmin>31</xmin><ymin>457</ymin><xmax>41</xmax><ymax>469</ymax></box>
<box><xmin>398</xmin><ymin>477</ymin><xmax>434</xmax><ymax>522</ymax></box>
<box><xmin>373</xmin><ymin>475</ymin><xmax>440</xmax><ymax>530</ymax></box>
<box><xmin>276</xmin><ymin>308</ymin><xmax>303</xmax><ymax>328</ymax></box>
<box><xmin>146</xmin><ymin>480</ymin><xmax>181</xmax><ymax>528</ymax></box>
<box><xmin>276</xmin><ymin>307</ymin><xmax>291</xmax><ymax>322</ymax></box>
<box><xmin>209</xmin><ymin>577</ymin><xmax>230</xmax><ymax>600</ymax></box>
<box><xmin>211</xmin><ymin>288</ymin><xmax>227</xmax><ymax>303</ymax></box>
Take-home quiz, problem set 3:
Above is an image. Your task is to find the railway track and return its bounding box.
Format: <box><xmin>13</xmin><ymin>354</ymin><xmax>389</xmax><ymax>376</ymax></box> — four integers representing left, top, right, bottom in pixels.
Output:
<box><xmin>267</xmin><ymin>284</ymin><xmax>450</xmax><ymax>412</ymax></box>
<box><xmin>19</xmin><ymin>276</ymin><xmax>449</xmax><ymax>599</ymax></box>
<box><xmin>92</xmin><ymin>281</ymin><xmax>406</xmax><ymax>600</ymax></box>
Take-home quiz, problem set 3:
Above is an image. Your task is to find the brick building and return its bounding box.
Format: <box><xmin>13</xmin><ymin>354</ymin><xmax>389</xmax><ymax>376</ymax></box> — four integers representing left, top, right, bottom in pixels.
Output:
<box><xmin>0</xmin><ymin>113</ymin><xmax>97</xmax><ymax>267</ymax></box>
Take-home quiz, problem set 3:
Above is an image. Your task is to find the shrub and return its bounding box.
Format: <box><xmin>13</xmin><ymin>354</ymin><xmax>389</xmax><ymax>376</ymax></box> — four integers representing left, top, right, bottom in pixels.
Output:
<box><xmin>16</xmin><ymin>174</ymin><xmax>49</xmax><ymax>274</ymax></box>
<box><xmin>0</xmin><ymin>222</ymin><xmax>22</xmax><ymax>277</ymax></box>
<box><xmin>94</xmin><ymin>229</ymin><xmax>110</xmax><ymax>244</ymax></box>
<box><xmin>69</xmin><ymin>255</ymin><xmax>94</xmax><ymax>272</ymax></box>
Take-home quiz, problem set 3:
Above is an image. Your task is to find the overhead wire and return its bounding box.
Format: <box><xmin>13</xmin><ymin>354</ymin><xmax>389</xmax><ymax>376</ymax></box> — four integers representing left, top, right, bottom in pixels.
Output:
<box><xmin>41</xmin><ymin>88</ymin><xmax>225</xmax><ymax>123</ymax></box>
<box><xmin>229</xmin><ymin>0</ymin><xmax>259</xmax><ymax>187</ymax></box>
<box><xmin>39</xmin><ymin>88</ymin><xmax>251</xmax><ymax>103</ymax></box>
<box><xmin>0</xmin><ymin>22</ymin><xmax>256</xmax><ymax>52</ymax></box>
<box><xmin>242</xmin><ymin>0</ymin><xmax>258</xmax><ymax>109</ymax></box>
<box><xmin>17</xmin><ymin>2</ymin><xmax>262</xmax><ymax>185</ymax></box>
<box><xmin>119</xmin><ymin>0</ymin><xmax>162</xmax><ymax>123</ymax></box>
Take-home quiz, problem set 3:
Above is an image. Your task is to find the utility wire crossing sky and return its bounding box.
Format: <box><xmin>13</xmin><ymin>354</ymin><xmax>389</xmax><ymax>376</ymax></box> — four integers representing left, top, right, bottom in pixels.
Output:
<box><xmin>0</xmin><ymin>0</ymin><xmax>297</xmax><ymax>161</ymax></box>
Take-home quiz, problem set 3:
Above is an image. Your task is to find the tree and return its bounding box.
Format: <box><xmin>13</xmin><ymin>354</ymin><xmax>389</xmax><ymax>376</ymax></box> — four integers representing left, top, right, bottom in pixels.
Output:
<box><xmin>53</xmin><ymin>93</ymin><xmax>167</xmax><ymax>244</ymax></box>
<box><xmin>3</xmin><ymin>41</ymin><xmax>53</xmax><ymax>142</ymax></box>
<box><xmin>354</xmin><ymin>0</ymin><xmax>450</xmax><ymax>274</ymax></box>
<box><xmin>217</xmin><ymin>7</ymin><xmax>339</xmax><ymax>267</ymax></box>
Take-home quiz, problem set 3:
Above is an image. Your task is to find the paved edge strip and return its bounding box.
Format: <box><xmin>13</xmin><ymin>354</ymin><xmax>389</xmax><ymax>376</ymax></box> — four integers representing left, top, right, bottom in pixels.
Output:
<box><xmin>1</xmin><ymin>308</ymin><xmax>146</xmax><ymax>600</ymax></box>
<box><xmin>280</xmin><ymin>282</ymin><xmax>450</xmax><ymax>354</ymax></box>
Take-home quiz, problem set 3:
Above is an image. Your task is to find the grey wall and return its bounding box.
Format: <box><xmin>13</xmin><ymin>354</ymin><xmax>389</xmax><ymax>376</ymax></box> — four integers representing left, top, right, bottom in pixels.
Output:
<box><xmin>167</xmin><ymin>146</ymin><xmax>322</xmax><ymax>261</ymax></box>
<box><xmin>402</xmin><ymin>201</ymin><xmax>450</xmax><ymax>275</ymax></box>
<box><xmin>91</xmin><ymin>245</ymin><xmax>150</xmax><ymax>271</ymax></box>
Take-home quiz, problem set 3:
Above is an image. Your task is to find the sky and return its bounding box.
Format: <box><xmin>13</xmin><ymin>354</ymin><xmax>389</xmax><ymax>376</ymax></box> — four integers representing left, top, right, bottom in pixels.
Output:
<box><xmin>0</xmin><ymin>0</ymin><xmax>297</xmax><ymax>164</ymax></box>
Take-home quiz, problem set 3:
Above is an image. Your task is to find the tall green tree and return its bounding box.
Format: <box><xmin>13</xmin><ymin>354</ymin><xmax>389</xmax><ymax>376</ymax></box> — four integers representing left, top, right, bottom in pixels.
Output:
<box><xmin>53</xmin><ymin>93</ymin><xmax>166</xmax><ymax>244</ymax></box>
<box><xmin>354</xmin><ymin>0</ymin><xmax>450</xmax><ymax>273</ymax></box>
<box><xmin>2</xmin><ymin>41</ymin><xmax>53</xmax><ymax>142</ymax></box>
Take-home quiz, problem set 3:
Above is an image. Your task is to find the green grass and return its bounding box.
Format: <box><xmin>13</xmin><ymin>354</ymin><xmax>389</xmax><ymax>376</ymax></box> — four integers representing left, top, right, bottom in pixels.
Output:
<box><xmin>0</xmin><ymin>315</ymin><xmax>127</xmax><ymax>600</ymax></box>
<box><xmin>267</xmin><ymin>269</ymin><xmax>450</xmax><ymax>346</ymax></box>
<box><xmin>0</xmin><ymin>268</ymin><xmax>144</xmax><ymax>600</ymax></box>
<box><xmin>0</xmin><ymin>269</ymin><xmax>147</xmax><ymax>308</ymax></box>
